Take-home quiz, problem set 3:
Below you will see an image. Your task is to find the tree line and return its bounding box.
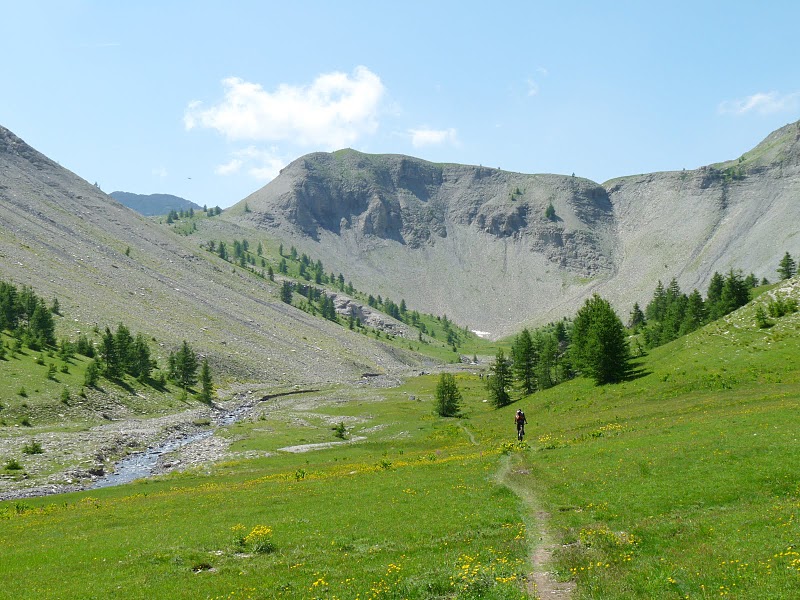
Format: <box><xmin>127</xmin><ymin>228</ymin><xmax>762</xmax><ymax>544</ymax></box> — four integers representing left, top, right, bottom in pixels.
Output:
<box><xmin>0</xmin><ymin>281</ymin><xmax>56</xmax><ymax>350</ymax></box>
<box><xmin>483</xmin><ymin>253</ymin><xmax>800</xmax><ymax>408</ymax></box>
<box><xmin>484</xmin><ymin>293</ymin><xmax>630</xmax><ymax>408</ymax></box>
<box><xmin>0</xmin><ymin>280</ymin><xmax>214</xmax><ymax>404</ymax></box>
<box><xmin>208</xmin><ymin>237</ymin><xmax>473</xmax><ymax>353</ymax></box>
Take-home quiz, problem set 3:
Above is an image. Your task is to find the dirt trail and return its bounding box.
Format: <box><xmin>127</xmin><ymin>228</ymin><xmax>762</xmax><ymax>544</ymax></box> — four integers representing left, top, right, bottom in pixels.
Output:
<box><xmin>498</xmin><ymin>457</ymin><xmax>575</xmax><ymax>600</ymax></box>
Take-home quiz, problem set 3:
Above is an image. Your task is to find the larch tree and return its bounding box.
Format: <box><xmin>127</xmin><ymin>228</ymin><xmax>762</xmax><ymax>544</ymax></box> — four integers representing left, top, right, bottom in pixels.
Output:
<box><xmin>778</xmin><ymin>251</ymin><xmax>797</xmax><ymax>280</ymax></box>
<box><xmin>486</xmin><ymin>349</ymin><xmax>513</xmax><ymax>408</ymax></box>
<box><xmin>198</xmin><ymin>358</ymin><xmax>214</xmax><ymax>404</ymax></box>
<box><xmin>511</xmin><ymin>328</ymin><xmax>536</xmax><ymax>394</ymax></box>
<box><xmin>570</xmin><ymin>294</ymin><xmax>630</xmax><ymax>385</ymax></box>
<box><xmin>434</xmin><ymin>372</ymin><xmax>461</xmax><ymax>417</ymax></box>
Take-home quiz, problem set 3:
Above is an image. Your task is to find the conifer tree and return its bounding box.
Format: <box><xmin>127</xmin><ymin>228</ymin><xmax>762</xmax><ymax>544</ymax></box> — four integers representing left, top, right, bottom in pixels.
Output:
<box><xmin>280</xmin><ymin>280</ymin><xmax>293</xmax><ymax>304</ymax></box>
<box><xmin>511</xmin><ymin>328</ymin><xmax>536</xmax><ymax>394</ymax></box>
<box><xmin>536</xmin><ymin>332</ymin><xmax>559</xmax><ymax>390</ymax></box>
<box><xmin>76</xmin><ymin>334</ymin><xmax>94</xmax><ymax>357</ymax></box>
<box><xmin>719</xmin><ymin>270</ymin><xmax>750</xmax><ymax>315</ymax></box>
<box><xmin>114</xmin><ymin>324</ymin><xmax>134</xmax><ymax>375</ymax></box>
<box><xmin>28</xmin><ymin>301</ymin><xmax>56</xmax><ymax>348</ymax></box>
<box><xmin>100</xmin><ymin>327</ymin><xmax>120</xmax><ymax>377</ymax></box>
<box><xmin>628</xmin><ymin>302</ymin><xmax>646</xmax><ymax>331</ymax></box>
<box><xmin>130</xmin><ymin>333</ymin><xmax>153</xmax><ymax>380</ymax></box>
<box><xmin>84</xmin><ymin>359</ymin><xmax>100</xmax><ymax>387</ymax></box>
<box><xmin>486</xmin><ymin>349</ymin><xmax>513</xmax><ymax>408</ymax></box>
<box><xmin>170</xmin><ymin>341</ymin><xmax>198</xmax><ymax>388</ymax></box>
<box><xmin>680</xmin><ymin>289</ymin><xmax>706</xmax><ymax>335</ymax></box>
<box><xmin>198</xmin><ymin>357</ymin><xmax>213</xmax><ymax>404</ymax></box>
<box><xmin>571</xmin><ymin>294</ymin><xmax>629</xmax><ymax>385</ymax></box>
<box><xmin>434</xmin><ymin>372</ymin><xmax>462</xmax><ymax>417</ymax></box>
<box><xmin>706</xmin><ymin>272</ymin><xmax>726</xmax><ymax>320</ymax></box>
<box><xmin>778</xmin><ymin>251</ymin><xmax>797</xmax><ymax>280</ymax></box>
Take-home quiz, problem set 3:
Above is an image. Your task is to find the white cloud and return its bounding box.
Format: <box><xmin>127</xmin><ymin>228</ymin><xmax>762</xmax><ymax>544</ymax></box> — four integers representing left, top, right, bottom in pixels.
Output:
<box><xmin>214</xmin><ymin>159</ymin><xmax>243</xmax><ymax>176</ymax></box>
<box><xmin>215</xmin><ymin>147</ymin><xmax>287</xmax><ymax>182</ymax></box>
<box><xmin>718</xmin><ymin>91</ymin><xmax>800</xmax><ymax>116</ymax></box>
<box><xmin>409</xmin><ymin>127</ymin><xmax>458</xmax><ymax>147</ymax></box>
<box><xmin>152</xmin><ymin>166</ymin><xmax>168</xmax><ymax>178</ymax></box>
<box><xmin>184</xmin><ymin>66</ymin><xmax>386</xmax><ymax>148</ymax></box>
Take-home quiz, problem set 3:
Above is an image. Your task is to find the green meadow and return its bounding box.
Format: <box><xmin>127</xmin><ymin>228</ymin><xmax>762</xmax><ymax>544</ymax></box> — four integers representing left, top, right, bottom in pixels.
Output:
<box><xmin>2</xmin><ymin>296</ymin><xmax>800</xmax><ymax>599</ymax></box>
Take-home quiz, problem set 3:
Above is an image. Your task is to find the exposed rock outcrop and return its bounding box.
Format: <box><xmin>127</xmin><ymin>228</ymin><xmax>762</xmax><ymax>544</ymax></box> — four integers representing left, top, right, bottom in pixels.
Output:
<box><xmin>228</xmin><ymin>121</ymin><xmax>800</xmax><ymax>337</ymax></box>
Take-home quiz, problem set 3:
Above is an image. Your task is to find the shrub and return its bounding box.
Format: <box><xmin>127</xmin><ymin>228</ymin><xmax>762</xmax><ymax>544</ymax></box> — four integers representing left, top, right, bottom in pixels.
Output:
<box><xmin>22</xmin><ymin>440</ymin><xmax>43</xmax><ymax>455</ymax></box>
<box><xmin>5</xmin><ymin>458</ymin><xmax>22</xmax><ymax>471</ymax></box>
<box><xmin>20</xmin><ymin>417</ymin><xmax>32</xmax><ymax>427</ymax></box>
<box><xmin>755</xmin><ymin>306</ymin><xmax>772</xmax><ymax>329</ymax></box>
<box><xmin>332</xmin><ymin>422</ymin><xmax>347</xmax><ymax>440</ymax></box>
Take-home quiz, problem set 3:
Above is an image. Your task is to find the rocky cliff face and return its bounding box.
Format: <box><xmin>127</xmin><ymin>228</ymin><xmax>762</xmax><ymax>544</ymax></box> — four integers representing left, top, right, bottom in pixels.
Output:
<box><xmin>245</xmin><ymin>149</ymin><xmax>618</xmax><ymax>279</ymax></box>
<box><xmin>230</xmin><ymin>121</ymin><xmax>800</xmax><ymax>337</ymax></box>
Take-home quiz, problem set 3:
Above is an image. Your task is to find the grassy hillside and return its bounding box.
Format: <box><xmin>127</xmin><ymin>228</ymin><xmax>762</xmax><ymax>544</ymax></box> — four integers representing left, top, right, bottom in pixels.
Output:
<box><xmin>2</xmin><ymin>279</ymin><xmax>799</xmax><ymax>598</ymax></box>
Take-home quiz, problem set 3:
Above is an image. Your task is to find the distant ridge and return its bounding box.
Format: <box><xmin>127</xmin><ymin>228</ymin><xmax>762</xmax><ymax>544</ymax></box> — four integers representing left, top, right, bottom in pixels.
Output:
<box><xmin>110</xmin><ymin>191</ymin><xmax>203</xmax><ymax>216</ymax></box>
<box><xmin>225</xmin><ymin>120</ymin><xmax>800</xmax><ymax>336</ymax></box>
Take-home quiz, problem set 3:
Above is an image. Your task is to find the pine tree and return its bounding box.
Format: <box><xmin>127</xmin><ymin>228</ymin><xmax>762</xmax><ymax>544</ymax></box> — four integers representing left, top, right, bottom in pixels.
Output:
<box><xmin>434</xmin><ymin>372</ymin><xmax>461</xmax><ymax>417</ymax></box>
<box><xmin>778</xmin><ymin>251</ymin><xmax>797</xmax><ymax>280</ymax></box>
<box><xmin>571</xmin><ymin>294</ymin><xmax>629</xmax><ymax>385</ymax></box>
<box><xmin>486</xmin><ymin>349</ymin><xmax>513</xmax><ymax>408</ymax></box>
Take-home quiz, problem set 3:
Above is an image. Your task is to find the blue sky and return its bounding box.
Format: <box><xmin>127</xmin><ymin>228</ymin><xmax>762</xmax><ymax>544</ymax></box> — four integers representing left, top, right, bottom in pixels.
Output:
<box><xmin>3</xmin><ymin>1</ymin><xmax>800</xmax><ymax>208</ymax></box>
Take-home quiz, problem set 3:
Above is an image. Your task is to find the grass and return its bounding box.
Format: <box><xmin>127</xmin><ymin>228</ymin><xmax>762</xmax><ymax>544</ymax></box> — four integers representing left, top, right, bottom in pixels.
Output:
<box><xmin>0</xmin><ymin>380</ymin><xmax>529</xmax><ymax>599</ymax></box>
<box><xmin>506</xmin><ymin>296</ymin><xmax>800</xmax><ymax>598</ymax></box>
<box><xmin>2</xmin><ymin>289</ymin><xmax>800</xmax><ymax>598</ymax></box>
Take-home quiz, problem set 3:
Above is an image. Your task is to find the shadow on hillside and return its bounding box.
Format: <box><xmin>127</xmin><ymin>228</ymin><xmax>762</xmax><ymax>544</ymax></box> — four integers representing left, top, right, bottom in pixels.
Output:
<box><xmin>624</xmin><ymin>359</ymin><xmax>650</xmax><ymax>382</ymax></box>
<box><xmin>107</xmin><ymin>377</ymin><xmax>135</xmax><ymax>394</ymax></box>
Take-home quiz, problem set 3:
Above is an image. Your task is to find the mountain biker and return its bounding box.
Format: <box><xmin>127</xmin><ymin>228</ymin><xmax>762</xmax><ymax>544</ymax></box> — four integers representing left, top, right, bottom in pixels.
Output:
<box><xmin>515</xmin><ymin>409</ymin><xmax>527</xmax><ymax>440</ymax></box>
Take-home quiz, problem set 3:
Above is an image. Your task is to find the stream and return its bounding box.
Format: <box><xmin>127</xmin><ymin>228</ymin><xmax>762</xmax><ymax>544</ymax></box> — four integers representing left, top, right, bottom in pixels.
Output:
<box><xmin>89</xmin><ymin>388</ymin><xmax>317</xmax><ymax>490</ymax></box>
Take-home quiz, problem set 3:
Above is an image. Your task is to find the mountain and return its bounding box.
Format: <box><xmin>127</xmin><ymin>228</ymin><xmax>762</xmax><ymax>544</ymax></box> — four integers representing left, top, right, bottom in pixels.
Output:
<box><xmin>109</xmin><ymin>191</ymin><xmax>203</xmax><ymax>216</ymax></box>
<box><xmin>0</xmin><ymin>125</ymin><xmax>428</xmax><ymax>384</ymax></box>
<box><xmin>226</xmin><ymin>121</ymin><xmax>800</xmax><ymax>337</ymax></box>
